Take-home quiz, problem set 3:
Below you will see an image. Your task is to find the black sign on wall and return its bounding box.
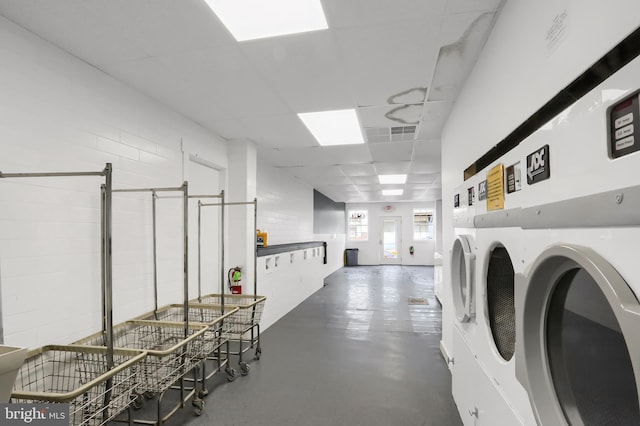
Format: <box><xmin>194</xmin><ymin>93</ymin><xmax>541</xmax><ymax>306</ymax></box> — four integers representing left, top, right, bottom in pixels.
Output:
<box><xmin>526</xmin><ymin>144</ymin><xmax>550</xmax><ymax>184</ymax></box>
<box><xmin>506</xmin><ymin>162</ymin><xmax>522</xmax><ymax>194</ymax></box>
<box><xmin>467</xmin><ymin>187</ymin><xmax>474</xmax><ymax>206</ymax></box>
<box><xmin>478</xmin><ymin>180</ymin><xmax>487</xmax><ymax>201</ymax></box>
<box><xmin>608</xmin><ymin>90</ymin><xmax>640</xmax><ymax>159</ymax></box>
<box><xmin>454</xmin><ymin>194</ymin><xmax>460</xmax><ymax>208</ymax></box>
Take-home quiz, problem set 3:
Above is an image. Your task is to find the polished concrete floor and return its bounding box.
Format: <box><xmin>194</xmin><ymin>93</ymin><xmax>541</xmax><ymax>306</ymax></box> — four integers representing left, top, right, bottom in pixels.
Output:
<box><xmin>165</xmin><ymin>265</ymin><xmax>462</xmax><ymax>426</ymax></box>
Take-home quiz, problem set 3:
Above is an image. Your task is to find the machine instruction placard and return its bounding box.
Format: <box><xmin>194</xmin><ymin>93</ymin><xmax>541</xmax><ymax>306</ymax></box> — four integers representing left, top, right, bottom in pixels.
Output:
<box><xmin>486</xmin><ymin>164</ymin><xmax>505</xmax><ymax>211</ymax></box>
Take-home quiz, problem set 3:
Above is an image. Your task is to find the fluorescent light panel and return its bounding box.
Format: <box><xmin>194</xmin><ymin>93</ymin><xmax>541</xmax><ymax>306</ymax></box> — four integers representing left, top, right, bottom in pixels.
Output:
<box><xmin>382</xmin><ymin>189</ymin><xmax>403</xmax><ymax>196</ymax></box>
<box><xmin>298</xmin><ymin>109</ymin><xmax>364</xmax><ymax>146</ymax></box>
<box><xmin>379</xmin><ymin>174</ymin><xmax>407</xmax><ymax>184</ymax></box>
<box><xmin>204</xmin><ymin>0</ymin><xmax>328</xmax><ymax>42</ymax></box>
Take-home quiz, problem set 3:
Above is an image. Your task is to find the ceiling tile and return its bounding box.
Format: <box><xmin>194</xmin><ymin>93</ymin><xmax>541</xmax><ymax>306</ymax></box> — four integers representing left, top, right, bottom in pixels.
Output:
<box><xmin>335</xmin><ymin>20</ymin><xmax>440</xmax><ymax>107</ymax></box>
<box><xmin>323</xmin><ymin>0</ymin><xmax>446</xmax><ymax>28</ymax></box>
<box><xmin>259</xmin><ymin>145</ymin><xmax>373</xmax><ymax>167</ymax></box>
<box><xmin>374</xmin><ymin>161</ymin><xmax>412</xmax><ymax>174</ymax></box>
<box><xmin>359</xmin><ymin>105</ymin><xmax>424</xmax><ymax>128</ymax></box>
<box><xmin>350</xmin><ymin>176</ymin><xmax>379</xmax><ymax>185</ymax></box>
<box><xmin>417</xmin><ymin>101</ymin><xmax>455</xmax><ymax>139</ymax></box>
<box><xmin>407</xmin><ymin>173</ymin><xmax>439</xmax><ymax>184</ymax></box>
<box><xmin>369</xmin><ymin>142</ymin><xmax>414</xmax><ymax>162</ymax></box>
<box><xmin>445</xmin><ymin>0</ymin><xmax>503</xmax><ymax>14</ymax></box>
<box><xmin>410</xmin><ymin>157</ymin><xmax>441</xmax><ymax>173</ymax></box>
<box><xmin>413</xmin><ymin>139</ymin><xmax>442</xmax><ymax>157</ymax></box>
<box><xmin>239</xmin><ymin>32</ymin><xmax>355</xmax><ymax>112</ymax></box>
<box><xmin>278</xmin><ymin>165</ymin><xmax>346</xmax><ymax>178</ymax></box>
<box><xmin>339</xmin><ymin>163</ymin><xmax>376</xmax><ymax>177</ymax></box>
<box><xmin>428</xmin><ymin>11</ymin><xmax>497</xmax><ymax>102</ymax></box>
<box><xmin>207</xmin><ymin>114</ymin><xmax>316</xmax><ymax>148</ymax></box>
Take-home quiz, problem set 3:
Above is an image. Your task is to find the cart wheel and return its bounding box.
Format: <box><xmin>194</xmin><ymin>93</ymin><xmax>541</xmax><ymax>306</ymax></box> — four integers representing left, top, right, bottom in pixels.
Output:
<box><xmin>226</xmin><ymin>367</ymin><xmax>237</xmax><ymax>382</ymax></box>
<box><xmin>131</xmin><ymin>394</ymin><xmax>144</xmax><ymax>410</ymax></box>
<box><xmin>198</xmin><ymin>388</ymin><xmax>209</xmax><ymax>398</ymax></box>
<box><xmin>193</xmin><ymin>399</ymin><xmax>205</xmax><ymax>416</ymax></box>
<box><xmin>254</xmin><ymin>347</ymin><xmax>262</xmax><ymax>360</ymax></box>
<box><xmin>143</xmin><ymin>391</ymin><xmax>155</xmax><ymax>400</ymax></box>
<box><xmin>240</xmin><ymin>362</ymin><xmax>250</xmax><ymax>376</ymax></box>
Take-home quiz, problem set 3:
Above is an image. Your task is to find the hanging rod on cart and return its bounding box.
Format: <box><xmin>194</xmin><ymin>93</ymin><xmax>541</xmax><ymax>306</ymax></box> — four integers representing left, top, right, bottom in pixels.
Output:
<box><xmin>200</xmin><ymin>200</ymin><xmax>257</xmax><ymax>207</ymax></box>
<box><xmin>188</xmin><ymin>194</ymin><xmax>223</xmax><ymax>199</ymax></box>
<box><xmin>112</xmin><ymin>184</ymin><xmax>186</xmax><ymax>193</ymax></box>
<box><xmin>0</xmin><ymin>169</ymin><xmax>109</xmax><ymax>178</ymax></box>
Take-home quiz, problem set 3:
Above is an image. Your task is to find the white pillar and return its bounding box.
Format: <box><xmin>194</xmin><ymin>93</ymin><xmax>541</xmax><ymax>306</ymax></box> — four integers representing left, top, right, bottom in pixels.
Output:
<box><xmin>226</xmin><ymin>139</ymin><xmax>257</xmax><ymax>294</ymax></box>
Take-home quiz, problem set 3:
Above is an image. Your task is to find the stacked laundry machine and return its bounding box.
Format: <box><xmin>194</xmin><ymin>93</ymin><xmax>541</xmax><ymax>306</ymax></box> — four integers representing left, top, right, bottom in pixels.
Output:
<box><xmin>448</xmin><ymin>50</ymin><xmax>640</xmax><ymax>425</ymax></box>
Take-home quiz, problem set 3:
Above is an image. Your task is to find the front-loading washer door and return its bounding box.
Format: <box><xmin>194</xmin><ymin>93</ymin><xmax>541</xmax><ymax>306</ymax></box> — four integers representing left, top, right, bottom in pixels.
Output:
<box><xmin>516</xmin><ymin>245</ymin><xmax>640</xmax><ymax>426</ymax></box>
<box><xmin>452</xmin><ymin>235</ymin><xmax>475</xmax><ymax>323</ymax></box>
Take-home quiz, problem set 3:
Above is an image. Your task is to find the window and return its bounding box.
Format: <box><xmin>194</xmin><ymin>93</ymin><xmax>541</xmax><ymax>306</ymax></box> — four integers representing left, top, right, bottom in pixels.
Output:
<box><xmin>347</xmin><ymin>210</ymin><xmax>368</xmax><ymax>241</ymax></box>
<box><xmin>413</xmin><ymin>209</ymin><xmax>434</xmax><ymax>240</ymax></box>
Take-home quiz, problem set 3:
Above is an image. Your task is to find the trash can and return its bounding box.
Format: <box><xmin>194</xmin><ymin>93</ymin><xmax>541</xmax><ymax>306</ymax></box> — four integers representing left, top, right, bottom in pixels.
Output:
<box><xmin>345</xmin><ymin>248</ymin><xmax>359</xmax><ymax>266</ymax></box>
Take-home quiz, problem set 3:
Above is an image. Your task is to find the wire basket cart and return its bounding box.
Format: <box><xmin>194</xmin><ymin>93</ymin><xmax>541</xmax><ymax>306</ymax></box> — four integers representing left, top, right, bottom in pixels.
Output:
<box><xmin>190</xmin><ymin>295</ymin><xmax>266</xmax><ymax>374</ymax></box>
<box><xmin>135</xmin><ymin>305</ymin><xmax>240</xmax><ymax>383</ymax></box>
<box><xmin>74</xmin><ymin>321</ymin><xmax>209</xmax><ymax>396</ymax></box>
<box><xmin>1</xmin><ymin>164</ymin><xmax>149</xmax><ymax>424</ymax></box>
<box><xmin>12</xmin><ymin>345</ymin><xmax>146</xmax><ymax>426</ymax></box>
<box><xmin>195</xmin><ymin>195</ymin><xmax>266</xmax><ymax>375</ymax></box>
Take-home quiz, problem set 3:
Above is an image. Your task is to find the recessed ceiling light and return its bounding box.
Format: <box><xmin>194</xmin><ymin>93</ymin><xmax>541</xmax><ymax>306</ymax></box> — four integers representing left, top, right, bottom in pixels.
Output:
<box><xmin>382</xmin><ymin>189</ymin><xmax>403</xmax><ymax>196</ymax></box>
<box><xmin>204</xmin><ymin>0</ymin><xmax>328</xmax><ymax>42</ymax></box>
<box><xmin>298</xmin><ymin>109</ymin><xmax>365</xmax><ymax>146</ymax></box>
<box><xmin>379</xmin><ymin>174</ymin><xmax>407</xmax><ymax>184</ymax></box>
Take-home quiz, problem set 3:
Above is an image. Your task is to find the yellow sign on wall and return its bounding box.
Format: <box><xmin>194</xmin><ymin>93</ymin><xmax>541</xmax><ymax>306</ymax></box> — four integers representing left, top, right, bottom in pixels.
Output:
<box><xmin>487</xmin><ymin>164</ymin><xmax>505</xmax><ymax>211</ymax></box>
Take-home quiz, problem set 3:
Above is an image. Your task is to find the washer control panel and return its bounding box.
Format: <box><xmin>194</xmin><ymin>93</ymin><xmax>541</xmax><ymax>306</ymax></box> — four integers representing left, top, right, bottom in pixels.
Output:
<box><xmin>608</xmin><ymin>89</ymin><xmax>640</xmax><ymax>158</ymax></box>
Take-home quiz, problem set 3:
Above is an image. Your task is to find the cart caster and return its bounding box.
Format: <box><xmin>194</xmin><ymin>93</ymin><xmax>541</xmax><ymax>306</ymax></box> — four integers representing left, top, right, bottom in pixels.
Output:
<box><xmin>198</xmin><ymin>388</ymin><xmax>209</xmax><ymax>398</ymax></box>
<box><xmin>254</xmin><ymin>347</ymin><xmax>261</xmax><ymax>360</ymax></box>
<box><xmin>193</xmin><ymin>398</ymin><xmax>205</xmax><ymax>416</ymax></box>
<box><xmin>240</xmin><ymin>362</ymin><xmax>250</xmax><ymax>376</ymax></box>
<box><xmin>143</xmin><ymin>391</ymin><xmax>155</xmax><ymax>400</ymax></box>
<box><xmin>226</xmin><ymin>367</ymin><xmax>237</xmax><ymax>382</ymax></box>
<box><xmin>131</xmin><ymin>394</ymin><xmax>144</xmax><ymax>410</ymax></box>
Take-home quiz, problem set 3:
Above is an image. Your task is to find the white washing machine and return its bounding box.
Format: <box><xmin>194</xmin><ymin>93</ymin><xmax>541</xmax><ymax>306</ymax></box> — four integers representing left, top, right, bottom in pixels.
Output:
<box><xmin>451</xmin><ymin>38</ymin><xmax>640</xmax><ymax>426</ymax></box>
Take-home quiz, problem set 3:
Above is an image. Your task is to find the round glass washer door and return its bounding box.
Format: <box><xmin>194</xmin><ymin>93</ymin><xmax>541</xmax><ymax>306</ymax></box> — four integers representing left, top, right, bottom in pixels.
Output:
<box><xmin>486</xmin><ymin>245</ymin><xmax>515</xmax><ymax>361</ymax></box>
<box><xmin>452</xmin><ymin>235</ymin><xmax>475</xmax><ymax>322</ymax></box>
<box><xmin>517</xmin><ymin>245</ymin><xmax>640</xmax><ymax>426</ymax></box>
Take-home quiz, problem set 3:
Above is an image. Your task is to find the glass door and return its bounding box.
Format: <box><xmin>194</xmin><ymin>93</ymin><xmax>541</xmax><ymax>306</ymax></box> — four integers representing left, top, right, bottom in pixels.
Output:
<box><xmin>380</xmin><ymin>217</ymin><xmax>402</xmax><ymax>264</ymax></box>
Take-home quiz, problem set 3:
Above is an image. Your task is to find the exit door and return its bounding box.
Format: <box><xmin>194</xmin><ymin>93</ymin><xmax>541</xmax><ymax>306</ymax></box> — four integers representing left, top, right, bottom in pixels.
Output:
<box><xmin>380</xmin><ymin>217</ymin><xmax>402</xmax><ymax>264</ymax></box>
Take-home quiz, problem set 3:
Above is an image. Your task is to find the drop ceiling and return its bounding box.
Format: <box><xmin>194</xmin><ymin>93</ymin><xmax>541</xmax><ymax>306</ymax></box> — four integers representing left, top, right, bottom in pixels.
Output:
<box><xmin>0</xmin><ymin>0</ymin><xmax>503</xmax><ymax>203</ymax></box>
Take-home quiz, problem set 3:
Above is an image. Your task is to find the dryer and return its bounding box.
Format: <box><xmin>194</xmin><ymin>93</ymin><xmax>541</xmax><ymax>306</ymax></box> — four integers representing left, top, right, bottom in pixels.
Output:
<box><xmin>510</xmin><ymin>55</ymin><xmax>640</xmax><ymax>426</ymax></box>
<box><xmin>450</xmin><ymin>169</ymin><xmax>535</xmax><ymax>425</ymax></box>
<box><xmin>450</xmin><ymin>42</ymin><xmax>640</xmax><ymax>426</ymax></box>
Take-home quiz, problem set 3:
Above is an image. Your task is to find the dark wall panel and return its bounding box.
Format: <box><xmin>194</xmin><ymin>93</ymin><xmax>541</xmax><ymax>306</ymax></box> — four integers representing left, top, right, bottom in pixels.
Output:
<box><xmin>313</xmin><ymin>190</ymin><xmax>345</xmax><ymax>234</ymax></box>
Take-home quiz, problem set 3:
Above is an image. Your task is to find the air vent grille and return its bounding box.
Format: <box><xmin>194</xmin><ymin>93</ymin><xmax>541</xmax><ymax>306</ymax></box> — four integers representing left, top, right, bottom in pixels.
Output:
<box><xmin>365</xmin><ymin>126</ymin><xmax>416</xmax><ymax>143</ymax></box>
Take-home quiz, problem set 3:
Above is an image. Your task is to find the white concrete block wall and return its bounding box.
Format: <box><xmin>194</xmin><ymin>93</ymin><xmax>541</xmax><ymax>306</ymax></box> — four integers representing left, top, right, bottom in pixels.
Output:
<box><xmin>0</xmin><ymin>16</ymin><xmax>228</xmax><ymax>349</ymax></box>
<box><xmin>345</xmin><ymin>202</ymin><xmax>436</xmax><ymax>265</ymax></box>
<box><xmin>256</xmin><ymin>162</ymin><xmax>313</xmax><ymax>245</ymax></box>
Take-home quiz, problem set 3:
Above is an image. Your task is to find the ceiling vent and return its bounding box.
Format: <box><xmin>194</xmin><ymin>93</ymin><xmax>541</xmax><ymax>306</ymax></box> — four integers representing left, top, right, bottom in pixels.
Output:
<box><xmin>365</xmin><ymin>126</ymin><xmax>416</xmax><ymax>143</ymax></box>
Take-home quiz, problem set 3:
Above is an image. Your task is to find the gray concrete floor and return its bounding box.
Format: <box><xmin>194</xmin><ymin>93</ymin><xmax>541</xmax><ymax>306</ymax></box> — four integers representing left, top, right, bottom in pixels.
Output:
<box><xmin>165</xmin><ymin>265</ymin><xmax>462</xmax><ymax>426</ymax></box>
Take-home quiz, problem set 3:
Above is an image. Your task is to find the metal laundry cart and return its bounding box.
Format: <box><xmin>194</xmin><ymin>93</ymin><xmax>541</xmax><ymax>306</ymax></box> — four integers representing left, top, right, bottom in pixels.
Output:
<box><xmin>135</xmin><ymin>304</ymin><xmax>239</xmax><ymax>382</ymax></box>
<box><xmin>193</xmin><ymin>196</ymin><xmax>266</xmax><ymax>374</ymax></box>
<box><xmin>73</xmin><ymin>183</ymin><xmax>230</xmax><ymax>423</ymax></box>
<box><xmin>12</xmin><ymin>345</ymin><xmax>146</xmax><ymax>426</ymax></box>
<box><xmin>0</xmin><ymin>164</ymin><xmax>148</xmax><ymax>425</ymax></box>
<box><xmin>141</xmin><ymin>189</ymin><xmax>240</xmax><ymax>383</ymax></box>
